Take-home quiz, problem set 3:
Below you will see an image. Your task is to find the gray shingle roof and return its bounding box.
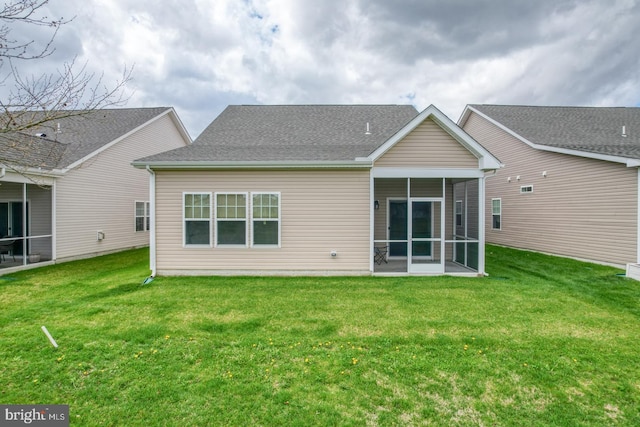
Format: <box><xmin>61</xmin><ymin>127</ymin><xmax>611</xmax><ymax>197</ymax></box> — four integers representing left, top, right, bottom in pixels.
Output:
<box><xmin>137</xmin><ymin>105</ymin><xmax>419</xmax><ymax>163</ymax></box>
<box><xmin>0</xmin><ymin>107</ymin><xmax>172</xmax><ymax>170</ymax></box>
<box><xmin>469</xmin><ymin>105</ymin><xmax>640</xmax><ymax>160</ymax></box>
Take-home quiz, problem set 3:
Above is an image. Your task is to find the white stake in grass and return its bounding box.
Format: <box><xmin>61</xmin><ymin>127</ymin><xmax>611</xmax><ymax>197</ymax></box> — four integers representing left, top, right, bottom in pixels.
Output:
<box><xmin>41</xmin><ymin>325</ymin><xmax>59</xmax><ymax>348</ymax></box>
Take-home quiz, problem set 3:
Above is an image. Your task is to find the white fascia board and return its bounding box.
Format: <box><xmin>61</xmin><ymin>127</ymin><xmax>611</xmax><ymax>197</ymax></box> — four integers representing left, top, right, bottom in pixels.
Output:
<box><xmin>369</xmin><ymin>104</ymin><xmax>501</xmax><ymax>171</ymax></box>
<box><xmin>166</xmin><ymin>107</ymin><xmax>194</xmax><ymax>144</ymax></box>
<box><xmin>462</xmin><ymin>106</ymin><xmax>639</xmax><ymax>167</ymax></box>
<box><xmin>371</xmin><ymin>167</ymin><xmax>486</xmax><ymax>179</ymax></box>
<box><xmin>63</xmin><ymin>108</ymin><xmax>190</xmax><ymax>172</ymax></box>
<box><xmin>134</xmin><ymin>159</ymin><xmax>374</xmax><ymax>170</ymax></box>
<box><xmin>0</xmin><ymin>168</ymin><xmax>57</xmax><ymax>185</ymax></box>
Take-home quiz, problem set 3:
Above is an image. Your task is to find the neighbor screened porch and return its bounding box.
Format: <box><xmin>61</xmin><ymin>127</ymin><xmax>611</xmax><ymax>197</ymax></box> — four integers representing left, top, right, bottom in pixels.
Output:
<box><xmin>0</xmin><ymin>179</ymin><xmax>53</xmax><ymax>271</ymax></box>
<box><xmin>372</xmin><ymin>177</ymin><xmax>483</xmax><ymax>275</ymax></box>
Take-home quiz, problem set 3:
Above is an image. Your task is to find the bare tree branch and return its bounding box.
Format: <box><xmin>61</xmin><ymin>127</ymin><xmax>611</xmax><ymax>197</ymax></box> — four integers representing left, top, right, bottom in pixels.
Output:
<box><xmin>0</xmin><ymin>0</ymin><xmax>70</xmax><ymax>60</ymax></box>
<box><xmin>0</xmin><ymin>0</ymin><xmax>133</xmax><ymax>175</ymax></box>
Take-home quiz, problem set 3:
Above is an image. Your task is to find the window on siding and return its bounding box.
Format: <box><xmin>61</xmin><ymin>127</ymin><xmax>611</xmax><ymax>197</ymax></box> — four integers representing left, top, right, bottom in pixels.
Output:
<box><xmin>520</xmin><ymin>185</ymin><xmax>533</xmax><ymax>193</ymax></box>
<box><xmin>135</xmin><ymin>201</ymin><xmax>150</xmax><ymax>232</ymax></box>
<box><xmin>216</xmin><ymin>193</ymin><xmax>247</xmax><ymax>246</ymax></box>
<box><xmin>184</xmin><ymin>193</ymin><xmax>211</xmax><ymax>245</ymax></box>
<box><xmin>252</xmin><ymin>193</ymin><xmax>280</xmax><ymax>246</ymax></box>
<box><xmin>455</xmin><ymin>200</ymin><xmax>463</xmax><ymax>227</ymax></box>
<box><xmin>491</xmin><ymin>198</ymin><xmax>502</xmax><ymax>230</ymax></box>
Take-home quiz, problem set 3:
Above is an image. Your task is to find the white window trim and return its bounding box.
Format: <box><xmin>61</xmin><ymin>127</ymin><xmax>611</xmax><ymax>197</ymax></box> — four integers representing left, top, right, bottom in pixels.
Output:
<box><xmin>250</xmin><ymin>192</ymin><xmax>281</xmax><ymax>248</ymax></box>
<box><xmin>491</xmin><ymin>198</ymin><xmax>502</xmax><ymax>230</ymax></box>
<box><xmin>134</xmin><ymin>200</ymin><xmax>149</xmax><ymax>232</ymax></box>
<box><xmin>215</xmin><ymin>192</ymin><xmax>249</xmax><ymax>248</ymax></box>
<box><xmin>183</xmin><ymin>192</ymin><xmax>212</xmax><ymax>247</ymax></box>
<box><xmin>455</xmin><ymin>200</ymin><xmax>463</xmax><ymax>227</ymax></box>
<box><xmin>520</xmin><ymin>185</ymin><xmax>533</xmax><ymax>194</ymax></box>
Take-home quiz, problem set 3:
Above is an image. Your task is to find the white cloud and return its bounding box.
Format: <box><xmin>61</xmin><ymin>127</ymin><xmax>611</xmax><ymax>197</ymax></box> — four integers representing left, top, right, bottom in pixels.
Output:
<box><xmin>2</xmin><ymin>0</ymin><xmax>639</xmax><ymax>137</ymax></box>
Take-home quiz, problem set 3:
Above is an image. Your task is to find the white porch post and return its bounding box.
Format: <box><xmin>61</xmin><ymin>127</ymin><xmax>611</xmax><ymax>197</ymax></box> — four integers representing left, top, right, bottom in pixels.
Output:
<box><xmin>478</xmin><ymin>176</ymin><xmax>486</xmax><ymax>275</ymax></box>
<box><xmin>369</xmin><ymin>173</ymin><xmax>375</xmax><ymax>273</ymax></box>
<box><xmin>22</xmin><ymin>183</ymin><xmax>27</xmax><ymax>265</ymax></box>
<box><xmin>637</xmin><ymin>168</ymin><xmax>640</xmax><ymax>263</ymax></box>
<box><xmin>52</xmin><ymin>180</ymin><xmax>57</xmax><ymax>261</ymax></box>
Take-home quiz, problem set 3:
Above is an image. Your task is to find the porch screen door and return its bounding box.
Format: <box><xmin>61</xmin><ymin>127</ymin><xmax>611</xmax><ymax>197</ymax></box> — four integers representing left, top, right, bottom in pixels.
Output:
<box><xmin>409</xmin><ymin>198</ymin><xmax>443</xmax><ymax>273</ymax></box>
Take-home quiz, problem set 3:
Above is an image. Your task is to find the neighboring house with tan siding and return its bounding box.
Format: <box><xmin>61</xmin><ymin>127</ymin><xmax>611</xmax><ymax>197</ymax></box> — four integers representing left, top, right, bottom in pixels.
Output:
<box><xmin>0</xmin><ymin>107</ymin><xmax>191</xmax><ymax>273</ymax></box>
<box><xmin>458</xmin><ymin>104</ymin><xmax>640</xmax><ymax>269</ymax></box>
<box><xmin>133</xmin><ymin>105</ymin><xmax>501</xmax><ymax>276</ymax></box>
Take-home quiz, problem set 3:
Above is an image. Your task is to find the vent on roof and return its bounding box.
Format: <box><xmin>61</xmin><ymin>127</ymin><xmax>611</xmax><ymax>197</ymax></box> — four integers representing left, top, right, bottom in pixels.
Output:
<box><xmin>622</xmin><ymin>125</ymin><xmax>627</xmax><ymax>137</ymax></box>
<box><xmin>365</xmin><ymin>122</ymin><xmax>371</xmax><ymax>135</ymax></box>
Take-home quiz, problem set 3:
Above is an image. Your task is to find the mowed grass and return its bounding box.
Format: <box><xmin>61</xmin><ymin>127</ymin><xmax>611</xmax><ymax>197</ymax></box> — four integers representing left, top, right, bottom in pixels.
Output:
<box><xmin>1</xmin><ymin>246</ymin><xmax>639</xmax><ymax>426</ymax></box>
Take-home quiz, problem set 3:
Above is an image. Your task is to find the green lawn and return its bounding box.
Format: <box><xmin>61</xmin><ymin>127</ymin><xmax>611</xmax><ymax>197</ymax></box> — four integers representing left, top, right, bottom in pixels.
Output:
<box><xmin>1</xmin><ymin>246</ymin><xmax>639</xmax><ymax>426</ymax></box>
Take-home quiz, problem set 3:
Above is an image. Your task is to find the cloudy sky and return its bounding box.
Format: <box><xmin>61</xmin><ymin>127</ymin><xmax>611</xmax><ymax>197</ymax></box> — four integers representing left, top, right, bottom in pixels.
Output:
<box><xmin>4</xmin><ymin>0</ymin><xmax>640</xmax><ymax>138</ymax></box>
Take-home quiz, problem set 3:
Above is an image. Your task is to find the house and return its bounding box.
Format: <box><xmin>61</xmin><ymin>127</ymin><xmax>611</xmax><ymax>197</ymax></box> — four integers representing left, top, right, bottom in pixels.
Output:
<box><xmin>133</xmin><ymin>104</ymin><xmax>501</xmax><ymax>276</ymax></box>
<box><xmin>0</xmin><ymin>107</ymin><xmax>192</xmax><ymax>273</ymax></box>
<box><xmin>458</xmin><ymin>104</ymin><xmax>640</xmax><ymax>268</ymax></box>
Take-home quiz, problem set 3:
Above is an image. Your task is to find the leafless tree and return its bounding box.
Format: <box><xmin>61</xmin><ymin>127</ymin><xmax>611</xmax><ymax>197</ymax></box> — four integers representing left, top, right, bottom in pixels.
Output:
<box><xmin>0</xmin><ymin>0</ymin><xmax>131</xmax><ymax>168</ymax></box>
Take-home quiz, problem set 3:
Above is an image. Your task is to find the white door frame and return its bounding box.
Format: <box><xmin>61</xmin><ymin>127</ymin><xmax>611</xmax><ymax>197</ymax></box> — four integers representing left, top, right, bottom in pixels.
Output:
<box><xmin>408</xmin><ymin>197</ymin><xmax>444</xmax><ymax>273</ymax></box>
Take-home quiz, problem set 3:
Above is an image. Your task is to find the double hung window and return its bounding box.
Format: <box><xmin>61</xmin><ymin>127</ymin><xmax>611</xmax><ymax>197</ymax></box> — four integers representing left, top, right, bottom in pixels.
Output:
<box><xmin>252</xmin><ymin>193</ymin><xmax>280</xmax><ymax>246</ymax></box>
<box><xmin>216</xmin><ymin>193</ymin><xmax>247</xmax><ymax>246</ymax></box>
<box><xmin>183</xmin><ymin>191</ymin><xmax>281</xmax><ymax>247</ymax></box>
<box><xmin>184</xmin><ymin>193</ymin><xmax>211</xmax><ymax>245</ymax></box>
<box><xmin>135</xmin><ymin>201</ymin><xmax>150</xmax><ymax>232</ymax></box>
<box><xmin>491</xmin><ymin>198</ymin><xmax>502</xmax><ymax>230</ymax></box>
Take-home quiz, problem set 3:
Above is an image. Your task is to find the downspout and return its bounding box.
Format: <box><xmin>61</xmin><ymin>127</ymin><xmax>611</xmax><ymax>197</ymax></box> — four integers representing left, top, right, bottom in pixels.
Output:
<box><xmin>146</xmin><ymin>165</ymin><xmax>157</xmax><ymax>277</ymax></box>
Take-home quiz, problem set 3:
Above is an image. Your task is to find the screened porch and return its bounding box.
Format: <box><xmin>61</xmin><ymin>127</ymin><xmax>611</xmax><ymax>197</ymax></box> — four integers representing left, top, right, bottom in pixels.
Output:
<box><xmin>0</xmin><ymin>180</ymin><xmax>53</xmax><ymax>271</ymax></box>
<box><xmin>372</xmin><ymin>177</ymin><xmax>482</xmax><ymax>275</ymax></box>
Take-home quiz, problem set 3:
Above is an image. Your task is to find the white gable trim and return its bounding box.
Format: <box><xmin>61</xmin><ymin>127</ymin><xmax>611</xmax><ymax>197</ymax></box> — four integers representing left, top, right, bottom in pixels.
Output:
<box><xmin>63</xmin><ymin>108</ymin><xmax>191</xmax><ymax>173</ymax></box>
<box><xmin>461</xmin><ymin>106</ymin><xmax>638</xmax><ymax>167</ymax></box>
<box><xmin>371</xmin><ymin>167</ymin><xmax>486</xmax><ymax>179</ymax></box>
<box><xmin>368</xmin><ymin>104</ymin><xmax>502</xmax><ymax>171</ymax></box>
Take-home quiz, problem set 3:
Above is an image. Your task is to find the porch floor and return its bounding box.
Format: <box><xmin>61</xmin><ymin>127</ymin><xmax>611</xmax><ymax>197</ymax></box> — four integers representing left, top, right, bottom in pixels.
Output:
<box><xmin>0</xmin><ymin>256</ymin><xmax>48</xmax><ymax>270</ymax></box>
<box><xmin>373</xmin><ymin>259</ymin><xmax>478</xmax><ymax>275</ymax></box>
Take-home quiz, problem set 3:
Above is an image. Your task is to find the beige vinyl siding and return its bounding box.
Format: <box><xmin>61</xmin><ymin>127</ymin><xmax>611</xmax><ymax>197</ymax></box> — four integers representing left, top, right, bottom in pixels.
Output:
<box><xmin>375</xmin><ymin>118</ymin><xmax>478</xmax><ymax>168</ymax></box>
<box><xmin>154</xmin><ymin>170</ymin><xmax>371</xmax><ymax>274</ymax></box>
<box><xmin>56</xmin><ymin>114</ymin><xmax>188</xmax><ymax>260</ymax></box>
<box><xmin>464</xmin><ymin>112</ymin><xmax>637</xmax><ymax>266</ymax></box>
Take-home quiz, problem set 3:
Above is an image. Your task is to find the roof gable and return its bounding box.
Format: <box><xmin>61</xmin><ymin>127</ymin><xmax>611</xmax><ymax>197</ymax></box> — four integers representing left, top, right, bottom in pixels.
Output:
<box><xmin>461</xmin><ymin>105</ymin><xmax>640</xmax><ymax>164</ymax></box>
<box><xmin>370</xmin><ymin>104</ymin><xmax>501</xmax><ymax>170</ymax></box>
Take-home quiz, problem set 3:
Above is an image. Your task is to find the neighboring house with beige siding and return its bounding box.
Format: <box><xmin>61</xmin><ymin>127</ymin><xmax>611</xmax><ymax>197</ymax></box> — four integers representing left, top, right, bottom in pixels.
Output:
<box><xmin>133</xmin><ymin>105</ymin><xmax>501</xmax><ymax>276</ymax></box>
<box><xmin>0</xmin><ymin>107</ymin><xmax>191</xmax><ymax>273</ymax></box>
<box><xmin>459</xmin><ymin>104</ymin><xmax>640</xmax><ymax>269</ymax></box>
